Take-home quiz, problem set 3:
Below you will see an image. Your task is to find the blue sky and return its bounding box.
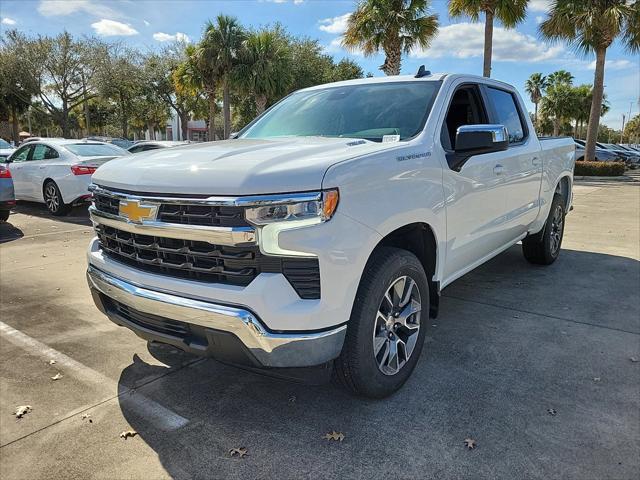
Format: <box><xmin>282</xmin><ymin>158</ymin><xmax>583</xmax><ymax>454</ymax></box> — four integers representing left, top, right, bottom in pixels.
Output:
<box><xmin>1</xmin><ymin>0</ymin><xmax>638</xmax><ymax>129</ymax></box>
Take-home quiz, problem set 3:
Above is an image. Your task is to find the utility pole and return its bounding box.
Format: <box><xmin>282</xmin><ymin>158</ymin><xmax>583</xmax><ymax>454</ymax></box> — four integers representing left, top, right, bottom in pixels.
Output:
<box><xmin>620</xmin><ymin>114</ymin><xmax>626</xmax><ymax>144</ymax></box>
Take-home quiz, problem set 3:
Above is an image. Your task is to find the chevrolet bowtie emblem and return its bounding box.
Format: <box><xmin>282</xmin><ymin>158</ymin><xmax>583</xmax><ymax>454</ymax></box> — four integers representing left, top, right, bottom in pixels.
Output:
<box><xmin>119</xmin><ymin>200</ymin><xmax>157</xmax><ymax>223</ymax></box>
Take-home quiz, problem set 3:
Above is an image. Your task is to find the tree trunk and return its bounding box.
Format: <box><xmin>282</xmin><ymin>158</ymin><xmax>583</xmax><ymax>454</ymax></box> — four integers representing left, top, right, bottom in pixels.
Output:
<box><xmin>61</xmin><ymin>99</ymin><xmax>70</xmax><ymax>138</ymax></box>
<box><xmin>10</xmin><ymin>105</ymin><xmax>19</xmax><ymax>144</ymax></box>
<box><xmin>223</xmin><ymin>80</ymin><xmax>231</xmax><ymax>139</ymax></box>
<box><xmin>83</xmin><ymin>82</ymin><xmax>90</xmax><ymax>136</ymax></box>
<box><xmin>147</xmin><ymin>121</ymin><xmax>155</xmax><ymax>140</ymax></box>
<box><xmin>381</xmin><ymin>46</ymin><xmax>401</xmax><ymax>76</ymax></box>
<box><xmin>483</xmin><ymin>10</ymin><xmax>494</xmax><ymax>78</ymax></box>
<box><xmin>119</xmin><ymin>93</ymin><xmax>128</xmax><ymax>139</ymax></box>
<box><xmin>179</xmin><ymin>111</ymin><xmax>189</xmax><ymax>141</ymax></box>
<box><xmin>553</xmin><ymin>118</ymin><xmax>559</xmax><ymax>137</ymax></box>
<box><xmin>585</xmin><ymin>48</ymin><xmax>606</xmax><ymax>162</ymax></box>
<box><xmin>208</xmin><ymin>94</ymin><xmax>216</xmax><ymax>141</ymax></box>
<box><xmin>255</xmin><ymin>95</ymin><xmax>268</xmax><ymax>115</ymax></box>
<box><xmin>533</xmin><ymin>101</ymin><xmax>538</xmax><ymax>131</ymax></box>
<box><xmin>574</xmin><ymin>118</ymin><xmax>579</xmax><ymax>138</ymax></box>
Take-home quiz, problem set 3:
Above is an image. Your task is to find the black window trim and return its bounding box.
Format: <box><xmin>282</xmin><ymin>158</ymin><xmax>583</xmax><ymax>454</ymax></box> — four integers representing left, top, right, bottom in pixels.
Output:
<box><xmin>482</xmin><ymin>84</ymin><xmax>529</xmax><ymax>146</ymax></box>
<box><xmin>440</xmin><ymin>82</ymin><xmax>490</xmax><ymax>154</ymax></box>
<box><xmin>10</xmin><ymin>144</ymin><xmax>33</xmax><ymax>162</ymax></box>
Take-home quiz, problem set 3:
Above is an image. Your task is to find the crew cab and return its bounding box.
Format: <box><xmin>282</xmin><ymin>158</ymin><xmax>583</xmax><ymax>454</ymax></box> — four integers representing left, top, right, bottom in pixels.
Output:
<box><xmin>5</xmin><ymin>139</ymin><xmax>129</xmax><ymax>215</ymax></box>
<box><xmin>86</xmin><ymin>71</ymin><xmax>574</xmax><ymax>398</ymax></box>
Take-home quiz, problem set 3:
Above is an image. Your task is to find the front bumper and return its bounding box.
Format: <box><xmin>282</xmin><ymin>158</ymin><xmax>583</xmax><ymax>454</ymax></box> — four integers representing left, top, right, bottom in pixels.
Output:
<box><xmin>87</xmin><ymin>265</ymin><xmax>346</xmax><ymax>368</ymax></box>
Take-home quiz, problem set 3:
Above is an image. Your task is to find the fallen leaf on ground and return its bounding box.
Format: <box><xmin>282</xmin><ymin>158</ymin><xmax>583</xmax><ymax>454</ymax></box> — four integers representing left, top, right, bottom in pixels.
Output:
<box><xmin>464</xmin><ymin>438</ymin><xmax>477</xmax><ymax>449</ymax></box>
<box><xmin>14</xmin><ymin>405</ymin><xmax>32</xmax><ymax>418</ymax></box>
<box><xmin>593</xmin><ymin>377</ymin><xmax>601</xmax><ymax>382</ymax></box>
<box><xmin>51</xmin><ymin>373</ymin><xmax>63</xmax><ymax>381</ymax></box>
<box><xmin>119</xmin><ymin>430</ymin><xmax>137</xmax><ymax>439</ymax></box>
<box><xmin>229</xmin><ymin>447</ymin><xmax>248</xmax><ymax>458</ymax></box>
<box><xmin>630</xmin><ymin>357</ymin><xmax>638</xmax><ymax>363</ymax></box>
<box><xmin>81</xmin><ymin>414</ymin><xmax>92</xmax><ymax>423</ymax></box>
<box><xmin>547</xmin><ymin>408</ymin><xmax>557</xmax><ymax>416</ymax></box>
<box><xmin>48</xmin><ymin>360</ymin><xmax>56</xmax><ymax>365</ymax></box>
<box><xmin>323</xmin><ymin>431</ymin><xmax>345</xmax><ymax>442</ymax></box>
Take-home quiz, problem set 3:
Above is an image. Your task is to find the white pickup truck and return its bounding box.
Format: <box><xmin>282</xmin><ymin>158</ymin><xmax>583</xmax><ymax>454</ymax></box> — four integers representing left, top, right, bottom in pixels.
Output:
<box><xmin>86</xmin><ymin>71</ymin><xmax>574</xmax><ymax>398</ymax></box>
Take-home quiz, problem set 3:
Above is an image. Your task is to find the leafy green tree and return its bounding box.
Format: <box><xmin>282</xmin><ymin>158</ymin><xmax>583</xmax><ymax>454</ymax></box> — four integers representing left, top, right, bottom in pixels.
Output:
<box><xmin>199</xmin><ymin>15</ymin><xmax>246</xmax><ymax>139</ymax></box>
<box><xmin>541</xmin><ymin>83</ymin><xmax>574</xmax><ymax>137</ymax></box>
<box><xmin>330</xmin><ymin>59</ymin><xmax>364</xmax><ymax>82</ymax></box>
<box><xmin>343</xmin><ymin>0</ymin><xmax>439</xmax><ymax>75</ymax></box>
<box><xmin>540</xmin><ymin>0</ymin><xmax>640</xmax><ymax>160</ymax></box>
<box><xmin>524</xmin><ymin>73</ymin><xmax>548</xmax><ymax>130</ymax></box>
<box><xmin>235</xmin><ymin>28</ymin><xmax>292</xmax><ymax>114</ymax></box>
<box><xmin>546</xmin><ymin>69</ymin><xmax>573</xmax><ymax>86</ymax></box>
<box><xmin>0</xmin><ymin>31</ymin><xmax>39</xmax><ymax>142</ymax></box>
<box><xmin>624</xmin><ymin>114</ymin><xmax>640</xmax><ymax>144</ymax></box>
<box><xmin>449</xmin><ymin>0</ymin><xmax>528</xmax><ymax>77</ymax></box>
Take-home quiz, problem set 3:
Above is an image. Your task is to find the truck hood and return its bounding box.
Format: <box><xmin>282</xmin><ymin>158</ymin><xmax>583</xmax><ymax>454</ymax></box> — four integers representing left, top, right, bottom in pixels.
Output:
<box><xmin>92</xmin><ymin>137</ymin><xmax>398</xmax><ymax>195</ymax></box>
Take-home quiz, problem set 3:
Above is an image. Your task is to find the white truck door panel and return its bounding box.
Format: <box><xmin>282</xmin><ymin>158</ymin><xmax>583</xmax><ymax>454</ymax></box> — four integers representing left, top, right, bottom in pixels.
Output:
<box><xmin>442</xmin><ymin>152</ymin><xmax>512</xmax><ymax>280</ymax></box>
<box><xmin>7</xmin><ymin>145</ymin><xmax>34</xmax><ymax>200</ymax></box>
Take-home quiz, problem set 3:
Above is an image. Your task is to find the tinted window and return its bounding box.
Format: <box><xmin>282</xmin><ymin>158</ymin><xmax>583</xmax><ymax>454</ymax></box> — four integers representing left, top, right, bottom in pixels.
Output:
<box><xmin>487</xmin><ymin>87</ymin><xmax>525</xmax><ymax>143</ymax></box>
<box><xmin>31</xmin><ymin>144</ymin><xmax>59</xmax><ymax>160</ymax></box>
<box><xmin>241</xmin><ymin>82</ymin><xmax>441</xmax><ymax>142</ymax></box>
<box><xmin>10</xmin><ymin>145</ymin><xmax>31</xmax><ymax>162</ymax></box>
<box><xmin>64</xmin><ymin>143</ymin><xmax>128</xmax><ymax>157</ymax></box>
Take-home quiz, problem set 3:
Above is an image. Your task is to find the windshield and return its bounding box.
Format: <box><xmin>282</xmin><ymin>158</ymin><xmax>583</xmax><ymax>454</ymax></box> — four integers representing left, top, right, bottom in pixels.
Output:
<box><xmin>240</xmin><ymin>81</ymin><xmax>441</xmax><ymax>142</ymax></box>
<box><xmin>0</xmin><ymin>139</ymin><xmax>12</xmax><ymax>149</ymax></box>
<box><xmin>64</xmin><ymin>143</ymin><xmax>128</xmax><ymax>157</ymax></box>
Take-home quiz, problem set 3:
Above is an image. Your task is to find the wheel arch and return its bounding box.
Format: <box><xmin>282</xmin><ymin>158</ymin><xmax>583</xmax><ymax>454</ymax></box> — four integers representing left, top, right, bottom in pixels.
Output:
<box><xmin>370</xmin><ymin>222</ymin><xmax>440</xmax><ymax>318</ymax></box>
<box><xmin>555</xmin><ymin>174</ymin><xmax>572</xmax><ymax>212</ymax></box>
<box><xmin>42</xmin><ymin>178</ymin><xmax>56</xmax><ymax>202</ymax></box>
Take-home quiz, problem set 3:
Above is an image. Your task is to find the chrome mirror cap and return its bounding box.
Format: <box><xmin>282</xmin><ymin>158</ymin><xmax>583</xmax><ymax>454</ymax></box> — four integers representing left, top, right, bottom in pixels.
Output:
<box><xmin>457</xmin><ymin>124</ymin><xmax>508</xmax><ymax>143</ymax></box>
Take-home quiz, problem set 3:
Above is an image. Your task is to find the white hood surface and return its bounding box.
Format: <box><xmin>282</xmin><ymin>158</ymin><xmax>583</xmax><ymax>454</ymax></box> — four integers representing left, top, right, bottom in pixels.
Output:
<box><xmin>91</xmin><ymin>137</ymin><xmax>399</xmax><ymax>195</ymax></box>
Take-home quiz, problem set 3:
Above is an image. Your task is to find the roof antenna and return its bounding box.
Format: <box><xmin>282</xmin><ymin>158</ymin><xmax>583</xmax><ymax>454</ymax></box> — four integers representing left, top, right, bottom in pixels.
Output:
<box><xmin>415</xmin><ymin>65</ymin><xmax>431</xmax><ymax>78</ymax></box>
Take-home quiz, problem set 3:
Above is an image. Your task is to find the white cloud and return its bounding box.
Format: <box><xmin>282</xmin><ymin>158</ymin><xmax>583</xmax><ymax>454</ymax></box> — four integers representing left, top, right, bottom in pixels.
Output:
<box><xmin>588</xmin><ymin>59</ymin><xmax>634</xmax><ymax>71</ymax></box>
<box><xmin>91</xmin><ymin>19</ymin><xmax>138</xmax><ymax>37</ymax></box>
<box><xmin>143</xmin><ymin>20</ymin><xmax>150</xmax><ymax>27</ymax></box>
<box><xmin>153</xmin><ymin>32</ymin><xmax>190</xmax><ymax>43</ymax></box>
<box><xmin>38</xmin><ymin>0</ymin><xmax>119</xmax><ymax>18</ymax></box>
<box><xmin>318</xmin><ymin>13</ymin><xmax>351</xmax><ymax>34</ymax></box>
<box><xmin>411</xmin><ymin>23</ymin><xmax>563</xmax><ymax>63</ymax></box>
<box><xmin>535</xmin><ymin>15</ymin><xmax>544</xmax><ymax>24</ymax></box>
<box><xmin>1</xmin><ymin>17</ymin><xmax>17</xmax><ymax>25</ymax></box>
<box><xmin>529</xmin><ymin>0</ymin><xmax>552</xmax><ymax>13</ymax></box>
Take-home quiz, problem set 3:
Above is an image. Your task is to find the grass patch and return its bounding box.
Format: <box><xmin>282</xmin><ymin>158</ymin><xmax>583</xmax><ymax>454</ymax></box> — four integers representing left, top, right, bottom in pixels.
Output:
<box><xmin>574</xmin><ymin>161</ymin><xmax>626</xmax><ymax>176</ymax></box>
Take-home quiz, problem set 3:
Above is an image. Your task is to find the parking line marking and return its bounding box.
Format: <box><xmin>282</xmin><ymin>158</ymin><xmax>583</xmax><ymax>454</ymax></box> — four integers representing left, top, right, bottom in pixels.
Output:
<box><xmin>0</xmin><ymin>320</ymin><xmax>189</xmax><ymax>431</ymax></box>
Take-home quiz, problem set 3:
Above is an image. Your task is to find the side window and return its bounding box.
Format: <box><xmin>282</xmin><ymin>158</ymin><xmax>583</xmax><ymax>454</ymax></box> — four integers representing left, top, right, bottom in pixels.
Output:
<box><xmin>441</xmin><ymin>85</ymin><xmax>488</xmax><ymax>151</ymax></box>
<box><xmin>31</xmin><ymin>144</ymin><xmax>48</xmax><ymax>161</ymax></box>
<box><xmin>45</xmin><ymin>146</ymin><xmax>59</xmax><ymax>159</ymax></box>
<box><xmin>486</xmin><ymin>87</ymin><xmax>526</xmax><ymax>143</ymax></box>
<box><xmin>10</xmin><ymin>145</ymin><xmax>31</xmax><ymax>162</ymax></box>
<box><xmin>128</xmin><ymin>145</ymin><xmax>142</xmax><ymax>153</ymax></box>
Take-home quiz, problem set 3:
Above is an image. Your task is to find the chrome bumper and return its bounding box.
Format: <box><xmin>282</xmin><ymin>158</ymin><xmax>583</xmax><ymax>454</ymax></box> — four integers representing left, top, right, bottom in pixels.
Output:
<box><xmin>86</xmin><ymin>266</ymin><xmax>346</xmax><ymax>368</ymax></box>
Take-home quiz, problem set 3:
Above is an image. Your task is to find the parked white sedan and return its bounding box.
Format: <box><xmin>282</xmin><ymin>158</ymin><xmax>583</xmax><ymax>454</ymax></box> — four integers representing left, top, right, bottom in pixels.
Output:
<box><xmin>5</xmin><ymin>139</ymin><xmax>129</xmax><ymax>215</ymax></box>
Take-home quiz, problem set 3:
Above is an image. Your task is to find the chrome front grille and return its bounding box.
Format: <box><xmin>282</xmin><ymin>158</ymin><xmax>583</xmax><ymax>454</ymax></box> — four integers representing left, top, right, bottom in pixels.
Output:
<box><xmin>95</xmin><ymin>224</ymin><xmax>321</xmax><ymax>298</ymax></box>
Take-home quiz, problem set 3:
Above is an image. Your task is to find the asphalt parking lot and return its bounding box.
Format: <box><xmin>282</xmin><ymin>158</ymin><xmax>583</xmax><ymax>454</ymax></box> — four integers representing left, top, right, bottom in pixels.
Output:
<box><xmin>1</xmin><ymin>177</ymin><xmax>638</xmax><ymax>480</ymax></box>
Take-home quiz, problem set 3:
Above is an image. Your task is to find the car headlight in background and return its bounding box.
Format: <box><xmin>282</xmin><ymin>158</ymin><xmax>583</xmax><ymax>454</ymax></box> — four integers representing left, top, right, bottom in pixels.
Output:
<box><xmin>245</xmin><ymin>189</ymin><xmax>339</xmax><ymax>257</ymax></box>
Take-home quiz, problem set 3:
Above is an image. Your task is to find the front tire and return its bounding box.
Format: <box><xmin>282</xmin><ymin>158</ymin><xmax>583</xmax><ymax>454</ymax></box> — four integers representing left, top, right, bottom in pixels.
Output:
<box><xmin>522</xmin><ymin>193</ymin><xmax>565</xmax><ymax>265</ymax></box>
<box><xmin>0</xmin><ymin>210</ymin><xmax>9</xmax><ymax>222</ymax></box>
<box><xmin>334</xmin><ymin>247</ymin><xmax>429</xmax><ymax>398</ymax></box>
<box><xmin>43</xmin><ymin>181</ymin><xmax>71</xmax><ymax>216</ymax></box>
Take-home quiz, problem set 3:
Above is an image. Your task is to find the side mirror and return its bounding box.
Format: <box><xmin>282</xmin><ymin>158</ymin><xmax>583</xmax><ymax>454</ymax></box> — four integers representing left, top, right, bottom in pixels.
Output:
<box><xmin>455</xmin><ymin>124</ymin><xmax>508</xmax><ymax>155</ymax></box>
<box><xmin>229</xmin><ymin>132</ymin><xmax>239</xmax><ymax>139</ymax></box>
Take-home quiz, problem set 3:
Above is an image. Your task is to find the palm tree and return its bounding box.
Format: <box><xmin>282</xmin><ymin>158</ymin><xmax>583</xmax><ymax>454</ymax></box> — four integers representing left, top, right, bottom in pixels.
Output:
<box><xmin>342</xmin><ymin>0</ymin><xmax>439</xmax><ymax>76</ymax></box>
<box><xmin>235</xmin><ymin>28</ymin><xmax>293</xmax><ymax>114</ymax></box>
<box><xmin>200</xmin><ymin>15</ymin><xmax>245</xmax><ymax>139</ymax></box>
<box><xmin>541</xmin><ymin>81</ymin><xmax>574</xmax><ymax>137</ymax></box>
<box><xmin>174</xmin><ymin>44</ymin><xmax>217</xmax><ymax>141</ymax></box>
<box><xmin>524</xmin><ymin>73</ymin><xmax>547</xmax><ymax>130</ymax></box>
<box><xmin>449</xmin><ymin>0</ymin><xmax>528</xmax><ymax>77</ymax></box>
<box><xmin>546</xmin><ymin>69</ymin><xmax>573</xmax><ymax>86</ymax></box>
<box><xmin>540</xmin><ymin>0</ymin><xmax>639</xmax><ymax>161</ymax></box>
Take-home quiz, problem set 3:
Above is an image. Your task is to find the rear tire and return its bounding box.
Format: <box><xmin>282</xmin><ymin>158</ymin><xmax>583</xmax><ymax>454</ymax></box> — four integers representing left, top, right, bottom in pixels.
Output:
<box><xmin>334</xmin><ymin>247</ymin><xmax>429</xmax><ymax>398</ymax></box>
<box><xmin>0</xmin><ymin>210</ymin><xmax>9</xmax><ymax>222</ymax></box>
<box><xmin>522</xmin><ymin>193</ymin><xmax>565</xmax><ymax>265</ymax></box>
<box><xmin>43</xmin><ymin>181</ymin><xmax>71</xmax><ymax>216</ymax></box>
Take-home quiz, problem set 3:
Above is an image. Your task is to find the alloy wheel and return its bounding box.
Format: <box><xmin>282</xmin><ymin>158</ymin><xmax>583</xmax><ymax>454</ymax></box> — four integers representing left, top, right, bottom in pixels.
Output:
<box><xmin>550</xmin><ymin>204</ymin><xmax>564</xmax><ymax>255</ymax></box>
<box><xmin>45</xmin><ymin>184</ymin><xmax>59</xmax><ymax>213</ymax></box>
<box><xmin>372</xmin><ymin>276</ymin><xmax>422</xmax><ymax>376</ymax></box>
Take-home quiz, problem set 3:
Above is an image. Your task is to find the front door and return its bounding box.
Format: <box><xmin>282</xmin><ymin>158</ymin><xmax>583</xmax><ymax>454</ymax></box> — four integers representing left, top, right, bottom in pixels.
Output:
<box><xmin>437</xmin><ymin>82</ymin><xmax>513</xmax><ymax>283</ymax></box>
<box><xmin>7</xmin><ymin>144</ymin><xmax>33</xmax><ymax>200</ymax></box>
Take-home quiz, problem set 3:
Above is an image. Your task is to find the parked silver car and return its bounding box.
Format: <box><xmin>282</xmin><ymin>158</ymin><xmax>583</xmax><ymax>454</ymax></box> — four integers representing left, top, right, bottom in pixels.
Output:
<box><xmin>0</xmin><ymin>163</ymin><xmax>15</xmax><ymax>222</ymax></box>
<box><xmin>574</xmin><ymin>140</ymin><xmax>620</xmax><ymax>162</ymax></box>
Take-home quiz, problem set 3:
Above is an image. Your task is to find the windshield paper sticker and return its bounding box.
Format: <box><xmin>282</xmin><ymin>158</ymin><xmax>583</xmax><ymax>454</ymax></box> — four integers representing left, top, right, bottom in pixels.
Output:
<box><xmin>382</xmin><ymin>135</ymin><xmax>401</xmax><ymax>143</ymax></box>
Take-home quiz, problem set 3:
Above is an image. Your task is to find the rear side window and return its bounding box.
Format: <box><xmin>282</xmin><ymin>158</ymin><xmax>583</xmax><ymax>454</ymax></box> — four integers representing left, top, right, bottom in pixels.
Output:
<box><xmin>64</xmin><ymin>143</ymin><xmax>127</xmax><ymax>157</ymax></box>
<box><xmin>486</xmin><ymin>87</ymin><xmax>526</xmax><ymax>143</ymax></box>
<box><xmin>31</xmin><ymin>144</ymin><xmax>59</xmax><ymax>160</ymax></box>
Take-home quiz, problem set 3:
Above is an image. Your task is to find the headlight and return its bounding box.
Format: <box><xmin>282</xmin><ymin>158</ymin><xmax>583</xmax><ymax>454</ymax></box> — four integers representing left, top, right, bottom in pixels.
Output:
<box><xmin>245</xmin><ymin>189</ymin><xmax>339</xmax><ymax>225</ymax></box>
<box><xmin>245</xmin><ymin>189</ymin><xmax>339</xmax><ymax>257</ymax></box>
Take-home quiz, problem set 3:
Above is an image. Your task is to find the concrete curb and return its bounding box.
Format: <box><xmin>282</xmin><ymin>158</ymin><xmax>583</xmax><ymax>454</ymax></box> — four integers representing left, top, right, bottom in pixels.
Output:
<box><xmin>574</xmin><ymin>175</ymin><xmax>634</xmax><ymax>181</ymax></box>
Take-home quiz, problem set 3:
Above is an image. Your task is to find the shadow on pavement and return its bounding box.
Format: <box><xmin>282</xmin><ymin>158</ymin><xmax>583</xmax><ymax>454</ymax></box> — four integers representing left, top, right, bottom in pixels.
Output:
<box><xmin>116</xmin><ymin>246</ymin><xmax>639</xmax><ymax>480</ymax></box>
<box><xmin>13</xmin><ymin>201</ymin><xmax>92</xmax><ymax>226</ymax></box>
<box><xmin>0</xmin><ymin>220</ymin><xmax>24</xmax><ymax>243</ymax></box>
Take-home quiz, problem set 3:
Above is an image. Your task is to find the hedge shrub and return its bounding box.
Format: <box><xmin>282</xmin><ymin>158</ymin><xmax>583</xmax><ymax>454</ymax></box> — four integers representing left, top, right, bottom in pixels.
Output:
<box><xmin>574</xmin><ymin>161</ymin><xmax>626</xmax><ymax>176</ymax></box>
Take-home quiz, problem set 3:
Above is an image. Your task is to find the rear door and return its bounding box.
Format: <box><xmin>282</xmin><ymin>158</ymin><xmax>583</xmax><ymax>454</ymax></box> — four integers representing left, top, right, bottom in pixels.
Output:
<box><xmin>28</xmin><ymin>144</ymin><xmax>61</xmax><ymax>200</ymax></box>
<box><xmin>484</xmin><ymin>86</ymin><xmax>542</xmax><ymax>237</ymax></box>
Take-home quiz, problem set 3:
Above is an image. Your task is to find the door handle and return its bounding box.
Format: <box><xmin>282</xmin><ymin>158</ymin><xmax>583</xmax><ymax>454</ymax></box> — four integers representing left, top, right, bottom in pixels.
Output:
<box><xmin>493</xmin><ymin>164</ymin><xmax>504</xmax><ymax>175</ymax></box>
<box><xmin>532</xmin><ymin>157</ymin><xmax>541</xmax><ymax>167</ymax></box>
